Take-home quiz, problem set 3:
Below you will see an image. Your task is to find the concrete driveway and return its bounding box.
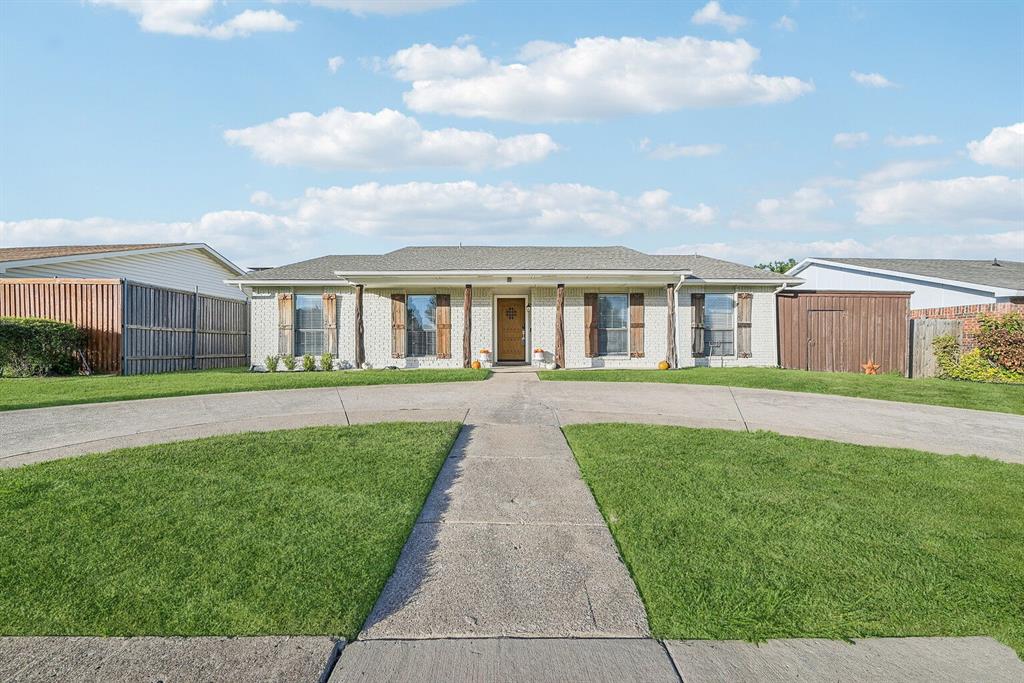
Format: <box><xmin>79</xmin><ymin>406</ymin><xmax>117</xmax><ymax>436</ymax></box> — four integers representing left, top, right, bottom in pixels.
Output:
<box><xmin>2</xmin><ymin>371</ymin><xmax>1021</xmax><ymax>467</ymax></box>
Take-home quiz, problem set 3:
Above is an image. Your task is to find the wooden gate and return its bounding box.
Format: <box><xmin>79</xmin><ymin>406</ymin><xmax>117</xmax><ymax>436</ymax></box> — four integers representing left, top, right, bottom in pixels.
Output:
<box><xmin>777</xmin><ymin>290</ymin><xmax>910</xmax><ymax>375</ymax></box>
<box><xmin>807</xmin><ymin>309</ymin><xmax>846</xmax><ymax>371</ymax></box>
<box><xmin>909</xmin><ymin>318</ymin><xmax>963</xmax><ymax>378</ymax></box>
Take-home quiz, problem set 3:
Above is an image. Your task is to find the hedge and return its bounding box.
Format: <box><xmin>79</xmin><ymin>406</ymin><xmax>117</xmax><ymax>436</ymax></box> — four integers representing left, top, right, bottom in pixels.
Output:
<box><xmin>0</xmin><ymin>317</ymin><xmax>86</xmax><ymax>377</ymax></box>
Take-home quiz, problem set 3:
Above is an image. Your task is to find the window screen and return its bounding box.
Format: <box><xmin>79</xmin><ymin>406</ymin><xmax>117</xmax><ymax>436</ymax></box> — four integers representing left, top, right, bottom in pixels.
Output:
<box><xmin>295</xmin><ymin>294</ymin><xmax>324</xmax><ymax>356</ymax></box>
<box><xmin>597</xmin><ymin>294</ymin><xmax>628</xmax><ymax>355</ymax></box>
<box><xmin>704</xmin><ymin>293</ymin><xmax>734</xmax><ymax>356</ymax></box>
<box><xmin>407</xmin><ymin>294</ymin><xmax>437</xmax><ymax>357</ymax></box>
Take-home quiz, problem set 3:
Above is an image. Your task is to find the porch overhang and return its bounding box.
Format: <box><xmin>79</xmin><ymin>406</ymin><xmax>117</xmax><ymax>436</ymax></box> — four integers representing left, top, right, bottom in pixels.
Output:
<box><xmin>332</xmin><ymin>270</ymin><xmax>691</xmax><ymax>288</ymax></box>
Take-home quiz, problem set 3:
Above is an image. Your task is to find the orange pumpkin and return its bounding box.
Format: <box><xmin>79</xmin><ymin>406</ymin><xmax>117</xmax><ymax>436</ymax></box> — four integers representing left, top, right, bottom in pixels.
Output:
<box><xmin>658</xmin><ymin>360</ymin><xmax>670</xmax><ymax>370</ymax></box>
<box><xmin>471</xmin><ymin>360</ymin><xmax>481</xmax><ymax>370</ymax></box>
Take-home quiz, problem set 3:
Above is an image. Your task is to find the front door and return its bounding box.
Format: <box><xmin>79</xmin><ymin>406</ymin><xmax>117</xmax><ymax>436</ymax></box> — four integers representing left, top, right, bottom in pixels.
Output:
<box><xmin>497</xmin><ymin>298</ymin><xmax>526</xmax><ymax>362</ymax></box>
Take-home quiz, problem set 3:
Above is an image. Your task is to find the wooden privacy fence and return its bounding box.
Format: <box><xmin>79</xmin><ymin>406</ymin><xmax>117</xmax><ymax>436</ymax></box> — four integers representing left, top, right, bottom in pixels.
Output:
<box><xmin>0</xmin><ymin>278</ymin><xmax>248</xmax><ymax>375</ymax></box>
<box><xmin>777</xmin><ymin>290</ymin><xmax>911</xmax><ymax>375</ymax></box>
<box><xmin>908</xmin><ymin>318</ymin><xmax>962</xmax><ymax>378</ymax></box>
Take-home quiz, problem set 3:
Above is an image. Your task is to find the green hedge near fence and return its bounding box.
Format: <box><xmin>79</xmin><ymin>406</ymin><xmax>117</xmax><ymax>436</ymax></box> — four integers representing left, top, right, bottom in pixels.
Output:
<box><xmin>0</xmin><ymin>316</ymin><xmax>85</xmax><ymax>377</ymax></box>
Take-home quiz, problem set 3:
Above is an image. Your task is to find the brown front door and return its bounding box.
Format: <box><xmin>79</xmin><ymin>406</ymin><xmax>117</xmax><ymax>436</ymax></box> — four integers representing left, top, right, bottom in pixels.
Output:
<box><xmin>497</xmin><ymin>298</ymin><xmax>526</xmax><ymax>362</ymax></box>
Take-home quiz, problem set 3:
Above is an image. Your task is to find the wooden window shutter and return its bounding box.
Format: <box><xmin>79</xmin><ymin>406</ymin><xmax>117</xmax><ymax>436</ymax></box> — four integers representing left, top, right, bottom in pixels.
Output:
<box><xmin>322</xmin><ymin>292</ymin><xmax>337</xmax><ymax>355</ymax></box>
<box><xmin>583</xmin><ymin>293</ymin><xmax>598</xmax><ymax>358</ymax></box>
<box><xmin>736</xmin><ymin>292</ymin><xmax>753</xmax><ymax>358</ymax></box>
<box><xmin>391</xmin><ymin>293</ymin><xmax>406</xmax><ymax>358</ymax></box>
<box><xmin>690</xmin><ymin>292</ymin><xmax>705</xmax><ymax>357</ymax></box>
<box><xmin>277</xmin><ymin>293</ymin><xmax>293</xmax><ymax>355</ymax></box>
<box><xmin>436</xmin><ymin>293</ymin><xmax>451</xmax><ymax>359</ymax></box>
<box><xmin>629</xmin><ymin>292</ymin><xmax>644</xmax><ymax>358</ymax></box>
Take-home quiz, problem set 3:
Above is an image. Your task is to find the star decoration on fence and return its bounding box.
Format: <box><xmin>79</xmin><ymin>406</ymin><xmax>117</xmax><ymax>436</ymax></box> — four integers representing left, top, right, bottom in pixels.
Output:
<box><xmin>861</xmin><ymin>359</ymin><xmax>880</xmax><ymax>375</ymax></box>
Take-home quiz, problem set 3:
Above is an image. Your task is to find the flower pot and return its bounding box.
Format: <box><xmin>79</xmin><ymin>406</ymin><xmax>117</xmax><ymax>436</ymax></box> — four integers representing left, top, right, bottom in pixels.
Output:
<box><xmin>479</xmin><ymin>350</ymin><xmax>492</xmax><ymax>364</ymax></box>
<box><xmin>532</xmin><ymin>350</ymin><xmax>545</xmax><ymax>362</ymax></box>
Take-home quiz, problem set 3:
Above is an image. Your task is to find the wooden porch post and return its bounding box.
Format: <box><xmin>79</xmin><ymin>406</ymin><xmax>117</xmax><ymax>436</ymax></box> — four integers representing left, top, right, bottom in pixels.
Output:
<box><xmin>666</xmin><ymin>283</ymin><xmax>677</xmax><ymax>368</ymax></box>
<box><xmin>463</xmin><ymin>284</ymin><xmax>473</xmax><ymax>368</ymax></box>
<box><xmin>555</xmin><ymin>283</ymin><xmax>565</xmax><ymax>368</ymax></box>
<box><xmin>354</xmin><ymin>284</ymin><xmax>364</xmax><ymax>368</ymax></box>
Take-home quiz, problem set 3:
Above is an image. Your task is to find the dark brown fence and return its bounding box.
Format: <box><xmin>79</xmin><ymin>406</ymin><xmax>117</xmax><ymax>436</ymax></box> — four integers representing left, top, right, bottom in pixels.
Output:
<box><xmin>777</xmin><ymin>290</ymin><xmax>911</xmax><ymax>375</ymax></box>
<box><xmin>1</xmin><ymin>278</ymin><xmax>123</xmax><ymax>373</ymax></box>
<box><xmin>1</xmin><ymin>278</ymin><xmax>248</xmax><ymax>375</ymax></box>
<box><xmin>123</xmin><ymin>281</ymin><xmax>249</xmax><ymax>375</ymax></box>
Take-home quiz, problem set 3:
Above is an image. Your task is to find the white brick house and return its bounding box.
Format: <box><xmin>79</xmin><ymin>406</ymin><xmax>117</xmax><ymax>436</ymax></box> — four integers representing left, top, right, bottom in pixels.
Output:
<box><xmin>229</xmin><ymin>247</ymin><xmax>799</xmax><ymax>371</ymax></box>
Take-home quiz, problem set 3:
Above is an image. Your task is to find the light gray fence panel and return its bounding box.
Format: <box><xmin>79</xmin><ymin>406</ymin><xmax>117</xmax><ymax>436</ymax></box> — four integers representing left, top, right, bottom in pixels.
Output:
<box><xmin>909</xmin><ymin>318</ymin><xmax>962</xmax><ymax>378</ymax></box>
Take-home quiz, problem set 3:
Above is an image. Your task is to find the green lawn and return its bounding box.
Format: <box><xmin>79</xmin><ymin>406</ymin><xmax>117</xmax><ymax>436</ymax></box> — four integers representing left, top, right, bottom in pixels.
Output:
<box><xmin>563</xmin><ymin>423</ymin><xmax>1024</xmax><ymax>655</ymax></box>
<box><xmin>0</xmin><ymin>422</ymin><xmax>461</xmax><ymax>638</ymax></box>
<box><xmin>539</xmin><ymin>367</ymin><xmax>1024</xmax><ymax>415</ymax></box>
<box><xmin>0</xmin><ymin>366</ymin><xmax>491</xmax><ymax>412</ymax></box>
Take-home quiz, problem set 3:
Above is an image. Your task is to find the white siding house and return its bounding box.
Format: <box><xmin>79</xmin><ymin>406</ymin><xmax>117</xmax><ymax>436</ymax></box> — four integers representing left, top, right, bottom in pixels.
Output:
<box><xmin>0</xmin><ymin>243</ymin><xmax>247</xmax><ymax>300</ymax></box>
<box><xmin>787</xmin><ymin>258</ymin><xmax>1024</xmax><ymax>310</ymax></box>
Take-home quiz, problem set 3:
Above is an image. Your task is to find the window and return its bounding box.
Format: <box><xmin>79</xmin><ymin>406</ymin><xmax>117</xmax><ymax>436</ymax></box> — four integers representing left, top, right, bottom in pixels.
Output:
<box><xmin>407</xmin><ymin>294</ymin><xmax>437</xmax><ymax>357</ymax></box>
<box><xmin>597</xmin><ymin>294</ymin><xmax>628</xmax><ymax>355</ymax></box>
<box><xmin>295</xmin><ymin>294</ymin><xmax>324</xmax><ymax>356</ymax></box>
<box><xmin>704</xmin><ymin>293</ymin><xmax>734</xmax><ymax>356</ymax></box>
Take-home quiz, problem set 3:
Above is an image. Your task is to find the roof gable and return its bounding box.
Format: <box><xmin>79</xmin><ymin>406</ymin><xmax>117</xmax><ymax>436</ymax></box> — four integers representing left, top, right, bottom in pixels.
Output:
<box><xmin>792</xmin><ymin>258</ymin><xmax>1024</xmax><ymax>292</ymax></box>
<box><xmin>0</xmin><ymin>243</ymin><xmax>246</xmax><ymax>275</ymax></box>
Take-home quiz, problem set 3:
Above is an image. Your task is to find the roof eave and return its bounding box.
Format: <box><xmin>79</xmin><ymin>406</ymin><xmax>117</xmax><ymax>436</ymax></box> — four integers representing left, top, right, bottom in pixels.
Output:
<box><xmin>789</xmin><ymin>258</ymin><xmax>1015</xmax><ymax>296</ymax></box>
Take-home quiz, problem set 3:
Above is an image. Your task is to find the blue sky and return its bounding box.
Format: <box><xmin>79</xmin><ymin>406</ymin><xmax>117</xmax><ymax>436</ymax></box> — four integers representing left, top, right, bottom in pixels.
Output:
<box><xmin>1</xmin><ymin>0</ymin><xmax>1022</xmax><ymax>268</ymax></box>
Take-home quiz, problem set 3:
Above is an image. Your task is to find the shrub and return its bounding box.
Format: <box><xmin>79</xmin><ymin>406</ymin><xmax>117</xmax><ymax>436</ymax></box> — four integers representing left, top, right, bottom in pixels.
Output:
<box><xmin>320</xmin><ymin>353</ymin><xmax>334</xmax><ymax>371</ymax></box>
<box><xmin>302</xmin><ymin>354</ymin><xmax>316</xmax><ymax>372</ymax></box>
<box><xmin>933</xmin><ymin>334</ymin><xmax>1024</xmax><ymax>384</ymax></box>
<box><xmin>974</xmin><ymin>312</ymin><xmax>1024</xmax><ymax>373</ymax></box>
<box><xmin>281</xmin><ymin>354</ymin><xmax>296</xmax><ymax>371</ymax></box>
<box><xmin>0</xmin><ymin>317</ymin><xmax>86</xmax><ymax>377</ymax></box>
<box><xmin>264</xmin><ymin>354</ymin><xmax>279</xmax><ymax>372</ymax></box>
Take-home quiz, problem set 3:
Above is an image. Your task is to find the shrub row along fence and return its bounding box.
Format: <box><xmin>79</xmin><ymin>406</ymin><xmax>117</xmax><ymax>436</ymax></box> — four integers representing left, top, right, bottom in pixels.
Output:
<box><xmin>0</xmin><ymin>278</ymin><xmax>248</xmax><ymax>375</ymax></box>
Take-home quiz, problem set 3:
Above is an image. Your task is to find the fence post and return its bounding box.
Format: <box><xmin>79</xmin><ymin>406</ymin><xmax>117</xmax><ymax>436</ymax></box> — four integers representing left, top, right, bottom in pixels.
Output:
<box><xmin>192</xmin><ymin>286</ymin><xmax>199</xmax><ymax>371</ymax></box>
<box><xmin>121</xmin><ymin>279</ymin><xmax>128</xmax><ymax>376</ymax></box>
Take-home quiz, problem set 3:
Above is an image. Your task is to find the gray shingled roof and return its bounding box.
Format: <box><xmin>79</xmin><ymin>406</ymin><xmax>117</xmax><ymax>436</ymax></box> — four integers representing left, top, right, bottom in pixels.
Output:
<box><xmin>237</xmin><ymin>246</ymin><xmax>788</xmax><ymax>281</ymax></box>
<box><xmin>815</xmin><ymin>258</ymin><xmax>1024</xmax><ymax>291</ymax></box>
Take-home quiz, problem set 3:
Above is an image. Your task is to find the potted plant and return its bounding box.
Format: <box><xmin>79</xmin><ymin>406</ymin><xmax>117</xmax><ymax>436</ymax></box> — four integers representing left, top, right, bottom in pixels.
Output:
<box><xmin>533</xmin><ymin>347</ymin><xmax>545</xmax><ymax>362</ymax></box>
<box><xmin>478</xmin><ymin>348</ymin><xmax>492</xmax><ymax>364</ymax></box>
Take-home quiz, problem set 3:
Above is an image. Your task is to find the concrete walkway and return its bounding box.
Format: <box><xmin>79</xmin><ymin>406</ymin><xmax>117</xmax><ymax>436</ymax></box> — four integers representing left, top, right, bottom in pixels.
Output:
<box><xmin>2</xmin><ymin>371</ymin><xmax>1022</xmax><ymax>467</ymax></box>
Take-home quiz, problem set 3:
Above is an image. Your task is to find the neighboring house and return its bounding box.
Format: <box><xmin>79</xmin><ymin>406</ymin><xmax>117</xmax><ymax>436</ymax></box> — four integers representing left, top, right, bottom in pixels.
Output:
<box><xmin>228</xmin><ymin>246</ymin><xmax>799</xmax><ymax>370</ymax></box>
<box><xmin>787</xmin><ymin>258</ymin><xmax>1024</xmax><ymax>311</ymax></box>
<box><xmin>0</xmin><ymin>243</ymin><xmax>247</xmax><ymax>300</ymax></box>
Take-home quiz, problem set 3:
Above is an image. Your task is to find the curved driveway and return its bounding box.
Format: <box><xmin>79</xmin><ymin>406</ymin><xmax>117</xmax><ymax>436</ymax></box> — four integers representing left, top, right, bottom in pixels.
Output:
<box><xmin>2</xmin><ymin>371</ymin><xmax>1021</xmax><ymax>468</ymax></box>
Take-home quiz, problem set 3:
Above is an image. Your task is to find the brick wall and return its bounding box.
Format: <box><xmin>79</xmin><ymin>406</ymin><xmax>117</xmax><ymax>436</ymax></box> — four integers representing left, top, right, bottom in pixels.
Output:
<box><xmin>910</xmin><ymin>301</ymin><xmax>1024</xmax><ymax>348</ymax></box>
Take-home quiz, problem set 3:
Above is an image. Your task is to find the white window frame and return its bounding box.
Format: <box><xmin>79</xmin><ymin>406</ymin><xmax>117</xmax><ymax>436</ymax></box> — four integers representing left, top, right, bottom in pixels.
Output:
<box><xmin>703</xmin><ymin>292</ymin><xmax>737</xmax><ymax>358</ymax></box>
<box><xmin>596</xmin><ymin>292</ymin><xmax>630</xmax><ymax>357</ymax></box>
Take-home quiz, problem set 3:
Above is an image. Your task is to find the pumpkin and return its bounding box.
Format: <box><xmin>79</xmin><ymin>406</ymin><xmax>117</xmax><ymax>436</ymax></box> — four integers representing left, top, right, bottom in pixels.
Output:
<box><xmin>658</xmin><ymin>360</ymin><xmax>670</xmax><ymax>370</ymax></box>
<box><xmin>471</xmin><ymin>360</ymin><xmax>481</xmax><ymax>370</ymax></box>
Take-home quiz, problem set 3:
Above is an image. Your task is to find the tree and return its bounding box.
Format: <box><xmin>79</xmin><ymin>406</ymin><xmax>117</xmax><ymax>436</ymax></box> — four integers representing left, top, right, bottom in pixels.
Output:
<box><xmin>755</xmin><ymin>258</ymin><xmax>797</xmax><ymax>274</ymax></box>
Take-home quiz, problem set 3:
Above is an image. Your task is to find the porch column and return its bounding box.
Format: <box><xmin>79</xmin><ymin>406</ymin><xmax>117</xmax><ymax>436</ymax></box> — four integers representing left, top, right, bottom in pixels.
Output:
<box><xmin>354</xmin><ymin>284</ymin><xmax>364</xmax><ymax>368</ymax></box>
<box><xmin>665</xmin><ymin>283</ymin><xmax>677</xmax><ymax>368</ymax></box>
<box><xmin>463</xmin><ymin>284</ymin><xmax>472</xmax><ymax>368</ymax></box>
<box><xmin>555</xmin><ymin>283</ymin><xmax>565</xmax><ymax>368</ymax></box>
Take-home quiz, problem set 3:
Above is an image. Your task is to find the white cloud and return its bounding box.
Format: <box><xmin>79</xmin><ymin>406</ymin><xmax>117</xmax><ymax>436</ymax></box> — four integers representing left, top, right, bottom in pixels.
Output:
<box><xmin>387</xmin><ymin>43</ymin><xmax>493</xmax><ymax>80</ymax></box>
<box><xmin>833</xmin><ymin>131</ymin><xmax>869</xmax><ymax>149</ymax></box>
<box><xmin>309</xmin><ymin>0</ymin><xmax>465</xmax><ymax>16</ymax></box>
<box><xmin>659</xmin><ymin>230</ymin><xmax>1024</xmax><ymax>264</ymax></box>
<box><xmin>2</xmin><ymin>182</ymin><xmax>715</xmax><ymax>265</ymax></box>
<box><xmin>730</xmin><ymin>186</ymin><xmax>838</xmax><ymax>231</ymax></box>
<box><xmin>883</xmin><ymin>134</ymin><xmax>941</xmax><ymax>147</ymax></box>
<box><xmin>327</xmin><ymin>56</ymin><xmax>344</xmax><ymax>73</ymax></box>
<box><xmin>387</xmin><ymin>37</ymin><xmax>813</xmax><ymax>122</ymax></box>
<box><xmin>774</xmin><ymin>15</ymin><xmax>797</xmax><ymax>31</ymax></box>
<box><xmin>855</xmin><ymin>176</ymin><xmax>1023</xmax><ymax>226</ymax></box>
<box><xmin>89</xmin><ymin>1</ymin><xmax>297</xmax><ymax>39</ymax></box>
<box><xmin>850</xmin><ymin>70</ymin><xmax>898</xmax><ymax>88</ymax></box>
<box><xmin>224</xmin><ymin>107</ymin><xmax>558</xmax><ymax>170</ymax></box>
<box><xmin>640</xmin><ymin>139</ymin><xmax>724</xmax><ymax>160</ymax></box>
<box><xmin>691</xmin><ymin>2</ymin><xmax>749</xmax><ymax>33</ymax></box>
<box><xmin>859</xmin><ymin>159</ymin><xmax>947</xmax><ymax>185</ymax></box>
<box><xmin>967</xmin><ymin>122</ymin><xmax>1024</xmax><ymax>168</ymax></box>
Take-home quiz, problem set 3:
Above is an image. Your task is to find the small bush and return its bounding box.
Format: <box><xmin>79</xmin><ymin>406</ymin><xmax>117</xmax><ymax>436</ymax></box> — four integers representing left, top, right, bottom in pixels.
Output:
<box><xmin>302</xmin><ymin>354</ymin><xmax>316</xmax><ymax>372</ymax></box>
<box><xmin>264</xmin><ymin>354</ymin><xmax>279</xmax><ymax>372</ymax></box>
<box><xmin>320</xmin><ymin>353</ymin><xmax>334</xmax><ymax>371</ymax></box>
<box><xmin>975</xmin><ymin>312</ymin><xmax>1024</xmax><ymax>374</ymax></box>
<box><xmin>933</xmin><ymin>334</ymin><xmax>1024</xmax><ymax>384</ymax></box>
<box><xmin>0</xmin><ymin>317</ymin><xmax>86</xmax><ymax>377</ymax></box>
<box><xmin>281</xmin><ymin>354</ymin><xmax>296</xmax><ymax>371</ymax></box>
